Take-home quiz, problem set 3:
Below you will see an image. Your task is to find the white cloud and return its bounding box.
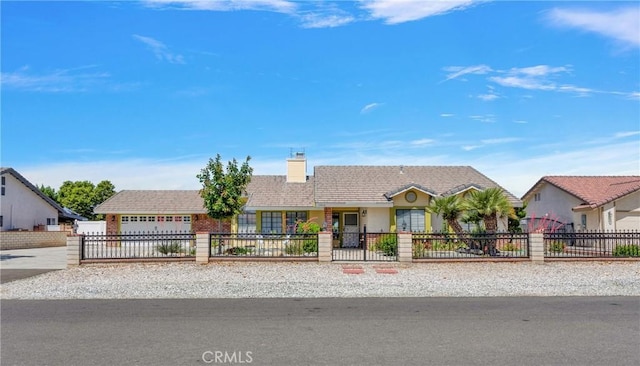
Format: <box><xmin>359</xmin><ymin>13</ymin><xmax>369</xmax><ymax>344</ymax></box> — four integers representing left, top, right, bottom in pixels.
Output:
<box><xmin>480</xmin><ymin>137</ymin><xmax>521</xmax><ymax>145</ymax></box>
<box><xmin>144</xmin><ymin>0</ymin><xmax>297</xmax><ymax>13</ymax></box>
<box><xmin>300</xmin><ymin>13</ymin><xmax>355</xmax><ymax>28</ymax></box>
<box><xmin>440</xmin><ymin>113</ymin><xmax>454</xmax><ymax>117</ymax></box>
<box><xmin>1</xmin><ymin>65</ymin><xmax>110</xmax><ymax>92</ymax></box>
<box><xmin>477</xmin><ymin>93</ymin><xmax>499</xmax><ymax>101</ymax></box>
<box><xmin>410</xmin><ymin>138</ymin><xmax>435</xmax><ymax>146</ymax></box>
<box><xmin>513</xmin><ymin>120</ymin><xmax>528</xmax><ymax>124</ymax></box>
<box><xmin>132</xmin><ymin>35</ymin><xmax>185</xmax><ymax>64</ymax></box>
<box><xmin>614</xmin><ymin>131</ymin><xmax>640</xmax><ymax>138</ymax></box>
<box><xmin>361</xmin><ymin>0</ymin><xmax>480</xmax><ymax>24</ymax></box>
<box><xmin>360</xmin><ymin>102</ymin><xmax>382</xmax><ymax>114</ymax></box>
<box><xmin>546</xmin><ymin>6</ymin><xmax>640</xmax><ymax>48</ymax></box>
<box><xmin>469</xmin><ymin>114</ymin><xmax>496</xmax><ymax>123</ymax></box>
<box><xmin>442</xmin><ymin>64</ymin><xmax>492</xmax><ymax>82</ymax></box>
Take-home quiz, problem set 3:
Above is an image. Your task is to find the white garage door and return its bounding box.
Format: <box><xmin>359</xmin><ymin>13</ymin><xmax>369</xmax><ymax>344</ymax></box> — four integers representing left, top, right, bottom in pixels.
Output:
<box><xmin>120</xmin><ymin>215</ymin><xmax>192</xmax><ymax>233</ymax></box>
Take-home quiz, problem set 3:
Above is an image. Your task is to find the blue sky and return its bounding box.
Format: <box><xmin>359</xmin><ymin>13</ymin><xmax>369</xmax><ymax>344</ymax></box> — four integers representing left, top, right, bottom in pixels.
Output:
<box><xmin>2</xmin><ymin>0</ymin><xmax>639</xmax><ymax>198</ymax></box>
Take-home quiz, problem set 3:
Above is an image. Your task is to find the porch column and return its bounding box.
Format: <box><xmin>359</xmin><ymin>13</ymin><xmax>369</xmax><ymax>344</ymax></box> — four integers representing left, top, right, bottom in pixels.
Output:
<box><xmin>397</xmin><ymin>232</ymin><xmax>412</xmax><ymax>263</ymax></box>
<box><xmin>530</xmin><ymin>232</ymin><xmax>544</xmax><ymax>264</ymax></box>
<box><xmin>196</xmin><ymin>232</ymin><xmax>210</xmax><ymax>264</ymax></box>
<box><xmin>67</xmin><ymin>234</ymin><xmax>82</xmax><ymax>267</ymax></box>
<box><xmin>318</xmin><ymin>232</ymin><xmax>332</xmax><ymax>262</ymax></box>
<box><xmin>323</xmin><ymin>207</ymin><xmax>332</xmax><ymax>229</ymax></box>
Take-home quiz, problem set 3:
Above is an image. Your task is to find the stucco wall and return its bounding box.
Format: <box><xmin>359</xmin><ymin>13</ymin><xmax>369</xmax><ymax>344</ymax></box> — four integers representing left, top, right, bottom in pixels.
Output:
<box><xmin>525</xmin><ymin>183</ymin><xmax>583</xmax><ymax>226</ymax></box>
<box><xmin>1</xmin><ymin>173</ymin><xmax>58</xmax><ymax>231</ymax></box>
<box><xmin>0</xmin><ymin>231</ymin><xmax>67</xmax><ymax>250</ymax></box>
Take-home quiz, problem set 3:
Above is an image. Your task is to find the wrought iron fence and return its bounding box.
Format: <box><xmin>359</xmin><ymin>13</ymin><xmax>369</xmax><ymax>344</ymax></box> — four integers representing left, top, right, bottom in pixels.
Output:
<box><xmin>82</xmin><ymin>231</ymin><xmax>196</xmax><ymax>260</ymax></box>
<box><xmin>412</xmin><ymin>232</ymin><xmax>529</xmax><ymax>259</ymax></box>
<box><xmin>544</xmin><ymin>231</ymin><xmax>640</xmax><ymax>258</ymax></box>
<box><xmin>331</xmin><ymin>231</ymin><xmax>398</xmax><ymax>261</ymax></box>
<box><xmin>209</xmin><ymin>232</ymin><xmax>318</xmax><ymax>258</ymax></box>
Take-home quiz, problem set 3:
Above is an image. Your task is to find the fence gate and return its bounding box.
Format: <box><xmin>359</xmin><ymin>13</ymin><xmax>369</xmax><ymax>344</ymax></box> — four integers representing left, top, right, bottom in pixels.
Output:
<box><xmin>331</xmin><ymin>227</ymin><xmax>397</xmax><ymax>262</ymax></box>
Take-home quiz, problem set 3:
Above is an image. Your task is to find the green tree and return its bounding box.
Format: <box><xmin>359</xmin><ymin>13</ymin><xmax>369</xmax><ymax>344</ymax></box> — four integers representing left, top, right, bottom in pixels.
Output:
<box><xmin>508</xmin><ymin>202</ymin><xmax>527</xmax><ymax>233</ymax></box>
<box><xmin>197</xmin><ymin>154</ymin><xmax>253</xmax><ymax>233</ymax></box>
<box><xmin>463</xmin><ymin>187</ymin><xmax>513</xmax><ymax>233</ymax></box>
<box><xmin>426</xmin><ymin>195</ymin><xmax>465</xmax><ymax>235</ymax></box>
<box><xmin>38</xmin><ymin>185</ymin><xmax>58</xmax><ymax>202</ymax></box>
<box><xmin>93</xmin><ymin>180</ymin><xmax>116</xmax><ymax>220</ymax></box>
<box><xmin>57</xmin><ymin>180</ymin><xmax>116</xmax><ymax>220</ymax></box>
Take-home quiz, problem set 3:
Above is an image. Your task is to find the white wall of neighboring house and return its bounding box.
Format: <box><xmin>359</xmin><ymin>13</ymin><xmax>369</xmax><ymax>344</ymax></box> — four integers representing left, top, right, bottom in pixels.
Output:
<box><xmin>1</xmin><ymin>173</ymin><xmax>58</xmax><ymax>231</ymax></box>
<box><xmin>77</xmin><ymin>221</ymin><xmax>107</xmax><ymax>234</ymax></box>
<box><xmin>526</xmin><ymin>184</ymin><xmax>584</xmax><ymax>227</ymax></box>
<box><xmin>602</xmin><ymin>203</ymin><xmax>616</xmax><ymax>231</ymax></box>
<box><xmin>612</xmin><ymin>190</ymin><xmax>640</xmax><ymax>230</ymax></box>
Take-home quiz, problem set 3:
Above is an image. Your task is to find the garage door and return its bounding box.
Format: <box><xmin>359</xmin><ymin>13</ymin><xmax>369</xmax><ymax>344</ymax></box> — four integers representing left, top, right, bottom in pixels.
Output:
<box><xmin>120</xmin><ymin>215</ymin><xmax>192</xmax><ymax>233</ymax></box>
<box><xmin>617</xmin><ymin>212</ymin><xmax>640</xmax><ymax>231</ymax></box>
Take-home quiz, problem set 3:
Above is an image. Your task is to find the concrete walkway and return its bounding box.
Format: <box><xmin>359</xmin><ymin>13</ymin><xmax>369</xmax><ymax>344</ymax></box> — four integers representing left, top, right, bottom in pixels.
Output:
<box><xmin>0</xmin><ymin>247</ymin><xmax>66</xmax><ymax>283</ymax></box>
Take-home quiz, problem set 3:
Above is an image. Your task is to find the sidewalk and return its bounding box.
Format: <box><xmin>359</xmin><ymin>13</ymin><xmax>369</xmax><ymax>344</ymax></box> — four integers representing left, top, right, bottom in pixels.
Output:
<box><xmin>0</xmin><ymin>247</ymin><xmax>66</xmax><ymax>283</ymax></box>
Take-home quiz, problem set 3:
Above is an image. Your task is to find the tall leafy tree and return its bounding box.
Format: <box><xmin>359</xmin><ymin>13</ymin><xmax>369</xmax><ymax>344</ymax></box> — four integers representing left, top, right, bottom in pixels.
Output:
<box><xmin>57</xmin><ymin>180</ymin><xmax>116</xmax><ymax>220</ymax></box>
<box><xmin>38</xmin><ymin>185</ymin><xmax>58</xmax><ymax>202</ymax></box>
<box><xmin>197</xmin><ymin>154</ymin><xmax>253</xmax><ymax>232</ymax></box>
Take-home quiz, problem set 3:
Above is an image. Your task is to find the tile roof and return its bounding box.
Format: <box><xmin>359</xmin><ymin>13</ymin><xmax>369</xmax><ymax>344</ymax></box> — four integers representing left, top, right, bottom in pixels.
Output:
<box><xmin>94</xmin><ymin>190</ymin><xmax>206</xmax><ymax>214</ymax></box>
<box><xmin>245</xmin><ymin>175</ymin><xmax>315</xmax><ymax>209</ymax></box>
<box><xmin>524</xmin><ymin>176</ymin><xmax>640</xmax><ymax>208</ymax></box>
<box><xmin>313</xmin><ymin>165</ymin><xmax>520</xmax><ymax>205</ymax></box>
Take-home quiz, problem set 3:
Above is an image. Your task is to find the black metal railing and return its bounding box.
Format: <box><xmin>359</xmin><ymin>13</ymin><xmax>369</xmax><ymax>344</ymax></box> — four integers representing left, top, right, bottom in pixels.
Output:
<box><xmin>544</xmin><ymin>231</ymin><xmax>640</xmax><ymax>258</ymax></box>
<box><xmin>209</xmin><ymin>232</ymin><xmax>318</xmax><ymax>258</ymax></box>
<box><xmin>331</xmin><ymin>230</ymin><xmax>397</xmax><ymax>261</ymax></box>
<box><xmin>412</xmin><ymin>232</ymin><xmax>529</xmax><ymax>259</ymax></box>
<box><xmin>82</xmin><ymin>231</ymin><xmax>196</xmax><ymax>260</ymax></box>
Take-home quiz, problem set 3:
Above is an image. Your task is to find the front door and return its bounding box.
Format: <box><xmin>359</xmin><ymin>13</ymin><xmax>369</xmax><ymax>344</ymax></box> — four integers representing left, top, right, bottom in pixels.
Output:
<box><xmin>343</xmin><ymin>212</ymin><xmax>359</xmax><ymax>247</ymax></box>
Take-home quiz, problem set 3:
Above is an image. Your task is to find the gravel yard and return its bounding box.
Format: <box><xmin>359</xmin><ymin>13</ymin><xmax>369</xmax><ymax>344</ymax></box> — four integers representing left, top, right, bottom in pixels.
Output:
<box><xmin>1</xmin><ymin>261</ymin><xmax>639</xmax><ymax>299</ymax></box>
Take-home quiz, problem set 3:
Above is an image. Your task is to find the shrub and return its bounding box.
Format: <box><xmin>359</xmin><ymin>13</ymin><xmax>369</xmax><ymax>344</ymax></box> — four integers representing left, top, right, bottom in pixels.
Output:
<box><xmin>156</xmin><ymin>241</ymin><xmax>183</xmax><ymax>255</ymax></box>
<box><xmin>413</xmin><ymin>242</ymin><xmax>427</xmax><ymax>258</ymax></box>
<box><xmin>303</xmin><ymin>239</ymin><xmax>317</xmax><ymax>253</ymax></box>
<box><xmin>284</xmin><ymin>242</ymin><xmax>304</xmax><ymax>255</ymax></box>
<box><xmin>374</xmin><ymin>235</ymin><xmax>397</xmax><ymax>256</ymax></box>
<box><xmin>500</xmin><ymin>242</ymin><xmax>520</xmax><ymax>252</ymax></box>
<box><xmin>613</xmin><ymin>244</ymin><xmax>640</xmax><ymax>257</ymax></box>
<box><xmin>548</xmin><ymin>241</ymin><xmax>565</xmax><ymax>253</ymax></box>
<box><xmin>224</xmin><ymin>247</ymin><xmax>253</xmax><ymax>255</ymax></box>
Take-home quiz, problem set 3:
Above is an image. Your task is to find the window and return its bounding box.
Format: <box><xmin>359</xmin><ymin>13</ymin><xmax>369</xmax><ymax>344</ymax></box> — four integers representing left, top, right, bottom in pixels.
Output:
<box><xmin>0</xmin><ymin>215</ymin><xmax>3</xmax><ymax>227</ymax></box>
<box><xmin>130</xmin><ymin>216</ymin><xmax>138</xmax><ymax>222</ymax></box>
<box><xmin>175</xmin><ymin>216</ymin><xmax>182</xmax><ymax>222</ymax></box>
<box><xmin>122</xmin><ymin>216</ymin><xmax>129</xmax><ymax>223</ymax></box>
<box><xmin>148</xmin><ymin>216</ymin><xmax>156</xmax><ymax>222</ymax></box>
<box><xmin>140</xmin><ymin>216</ymin><xmax>147</xmax><ymax>222</ymax></box>
<box><xmin>534</xmin><ymin>193</ymin><xmax>541</xmax><ymax>201</ymax></box>
<box><xmin>158</xmin><ymin>216</ymin><xmax>165</xmax><ymax>222</ymax></box>
<box><xmin>166</xmin><ymin>216</ymin><xmax>173</xmax><ymax>222</ymax></box>
<box><xmin>1</xmin><ymin>176</ymin><xmax>5</xmax><ymax>185</ymax></box>
<box><xmin>581</xmin><ymin>214</ymin><xmax>587</xmax><ymax>230</ymax></box>
<box><xmin>1</xmin><ymin>176</ymin><xmax>4</xmax><ymax>195</ymax></box>
<box><xmin>183</xmin><ymin>216</ymin><xmax>191</xmax><ymax>223</ymax></box>
<box><xmin>1</xmin><ymin>187</ymin><xmax>4</xmax><ymax>196</ymax></box>
<box><xmin>238</xmin><ymin>211</ymin><xmax>256</xmax><ymax>233</ymax></box>
<box><xmin>396</xmin><ymin>209</ymin><xmax>425</xmax><ymax>232</ymax></box>
<box><xmin>261</xmin><ymin>212</ymin><xmax>282</xmax><ymax>234</ymax></box>
<box><xmin>47</xmin><ymin>218</ymin><xmax>56</xmax><ymax>225</ymax></box>
<box><xmin>286</xmin><ymin>211</ymin><xmax>307</xmax><ymax>233</ymax></box>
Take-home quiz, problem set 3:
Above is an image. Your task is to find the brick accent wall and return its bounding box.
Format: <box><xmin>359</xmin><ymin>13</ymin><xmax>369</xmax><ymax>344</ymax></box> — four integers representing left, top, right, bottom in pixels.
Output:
<box><xmin>0</xmin><ymin>231</ymin><xmax>67</xmax><ymax>250</ymax></box>
<box><xmin>323</xmin><ymin>207</ymin><xmax>332</xmax><ymax>231</ymax></box>
<box><xmin>106</xmin><ymin>215</ymin><xmax>118</xmax><ymax>233</ymax></box>
<box><xmin>191</xmin><ymin>214</ymin><xmax>231</xmax><ymax>233</ymax></box>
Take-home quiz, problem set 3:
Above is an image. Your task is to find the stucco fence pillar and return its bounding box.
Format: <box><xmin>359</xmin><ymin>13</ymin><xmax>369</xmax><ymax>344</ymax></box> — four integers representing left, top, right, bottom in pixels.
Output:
<box><xmin>318</xmin><ymin>232</ymin><xmax>332</xmax><ymax>262</ymax></box>
<box><xmin>529</xmin><ymin>232</ymin><xmax>545</xmax><ymax>263</ymax></box>
<box><xmin>397</xmin><ymin>232</ymin><xmax>412</xmax><ymax>263</ymax></box>
<box><xmin>196</xmin><ymin>232</ymin><xmax>210</xmax><ymax>264</ymax></box>
<box><xmin>67</xmin><ymin>234</ymin><xmax>82</xmax><ymax>267</ymax></box>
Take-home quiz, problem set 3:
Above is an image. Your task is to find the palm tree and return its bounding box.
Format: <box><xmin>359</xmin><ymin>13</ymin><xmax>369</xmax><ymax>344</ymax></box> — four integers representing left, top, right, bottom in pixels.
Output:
<box><xmin>426</xmin><ymin>195</ymin><xmax>465</xmax><ymax>235</ymax></box>
<box><xmin>464</xmin><ymin>187</ymin><xmax>513</xmax><ymax>233</ymax></box>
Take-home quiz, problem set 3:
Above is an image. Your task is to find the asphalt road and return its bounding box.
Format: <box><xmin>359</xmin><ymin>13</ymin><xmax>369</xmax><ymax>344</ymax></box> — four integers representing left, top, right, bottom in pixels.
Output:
<box><xmin>2</xmin><ymin>297</ymin><xmax>638</xmax><ymax>366</ymax></box>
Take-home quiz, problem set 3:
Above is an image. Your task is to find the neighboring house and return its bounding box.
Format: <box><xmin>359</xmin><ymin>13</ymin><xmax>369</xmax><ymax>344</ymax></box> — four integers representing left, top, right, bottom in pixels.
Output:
<box><xmin>521</xmin><ymin>176</ymin><xmax>640</xmax><ymax>231</ymax></box>
<box><xmin>0</xmin><ymin>167</ymin><xmax>82</xmax><ymax>231</ymax></box>
<box><xmin>94</xmin><ymin>154</ymin><xmax>522</xmax><ymax>242</ymax></box>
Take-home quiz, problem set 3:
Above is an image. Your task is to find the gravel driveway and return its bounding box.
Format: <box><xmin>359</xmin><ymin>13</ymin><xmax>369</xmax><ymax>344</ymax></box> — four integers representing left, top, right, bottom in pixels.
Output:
<box><xmin>1</xmin><ymin>261</ymin><xmax>638</xmax><ymax>299</ymax></box>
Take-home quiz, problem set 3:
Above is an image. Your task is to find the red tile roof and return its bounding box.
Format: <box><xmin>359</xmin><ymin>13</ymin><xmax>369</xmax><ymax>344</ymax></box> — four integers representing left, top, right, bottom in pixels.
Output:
<box><xmin>525</xmin><ymin>176</ymin><xmax>640</xmax><ymax>208</ymax></box>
